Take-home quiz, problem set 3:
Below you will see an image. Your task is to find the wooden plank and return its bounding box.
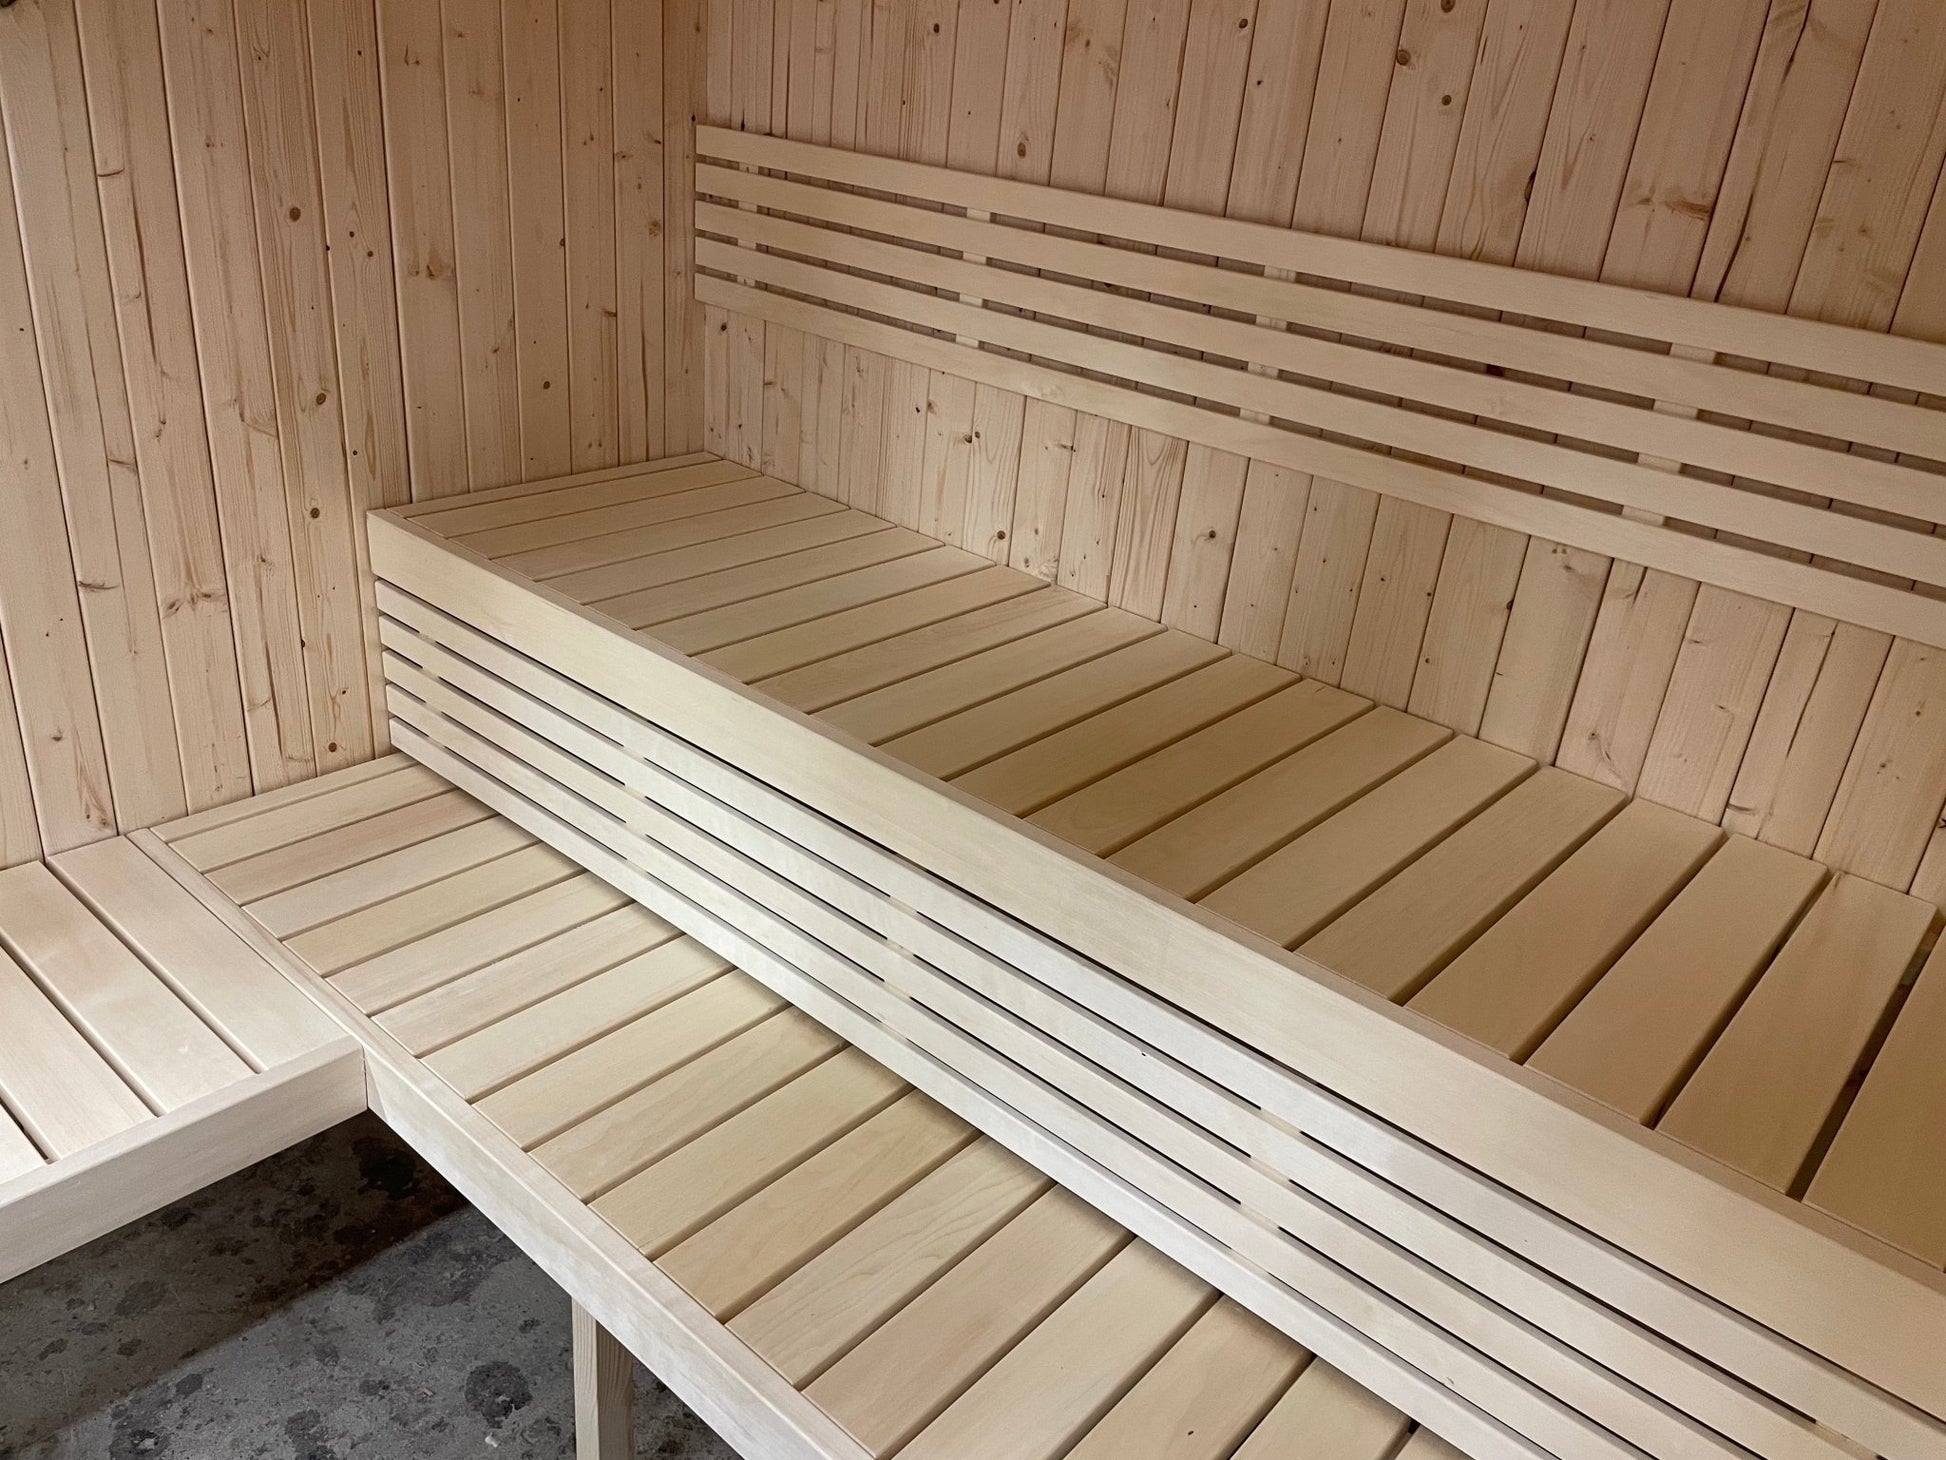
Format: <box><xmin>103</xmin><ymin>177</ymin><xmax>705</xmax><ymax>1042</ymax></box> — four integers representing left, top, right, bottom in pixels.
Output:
<box><xmin>1113</xmin><ymin>709</ymin><xmax>1450</xmax><ymax>902</ymax></box>
<box><xmin>0</xmin><ymin>943</ymin><xmax>150</xmax><ymax>1157</ymax></box>
<box><xmin>601</xmin><ymin>526</ymin><xmax>932</xmax><ymax>627</ymax></box>
<box><xmin>536</xmin><ymin>1008</ymin><xmax>845</xmax><ymax>1200</ymax></box>
<box><xmin>1063</xmin><ymin>1298</ymin><xmax>1308</xmax><ymax>1460</ymax></box>
<box><xmin>377</xmin><ymin>903</ymin><xmax>683</xmax><ymax>1054</ymax></box>
<box><xmin>483</xmin><ymin>475</ymin><xmax>803</xmax><ymax>570</ymax></box>
<box><xmin>210</xmin><ymin>789</ymin><xmax>495</xmax><ymax>904</ymax></box>
<box><xmin>573</xmin><ymin>1303</ymin><xmax>635</xmax><ymax>1460</ymax></box>
<box><xmin>1529</xmin><ymin>835</ymin><xmax>1831</xmax><ymax>1124</ymax></box>
<box><xmin>156</xmin><ymin>753</ymin><xmax>413</xmax><ymax>845</ymax></box>
<box><xmin>1230</xmin><ymin>1362</ymin><xmax>1411</xmax><ymax>1460</ymax></box>
<box><xmin>330</xmin><ymin>872</ymin><xmax>631</xmax><ymax>1013</ymax></box>
<box><xmin>593</xmin><ymin>1047</ymin><xmax>906</xmax><ymax>1255</ymax></box>
<box><xmin>1659</xmin><ymin>875</ymin><xmax>1935</xmax><ymax>1192</ymax></box>
<box><xmin>1202</xmin><ymin>736</ymin><xmax>1532</xmax><ymax>949</ymax></box>
<box><xmin>246</xmin><ymin>815</ymin><xmax>537</xmax><ymax>936</ymax></box>
<box><xmin>475</xmin><ymin>973</ymin><xmax>783</xmax><ymax>1148</ymax></box>
<box><xmin>1031</xmin><ymin>681</ymin><xmax>1368</xmax><ymax>856</ymax></box>
<box><xmin>818</xmin><ymin>610</ymin><xmax>1162</xmax><ymax>744</ymax></box>
<box><xmin>897</xmin><ymin>1243</ymin><xmax>1212</xmax><ymax>1460</ymax></box>
<box><xmin>728</xmin><ymin>1137</ymin><xmax>1050</xmax><ymax>1385</ymax></box>
<box><xmin>0</xmin><ymin>1104</ymin><xmax>42</xmax><ymax>1183</ymax></box>
<box><xmin>659</xmin><ymin>1091</ymin><xmax>973</xmax><ymax>1318</ymax></box>
<box><xmin>0</xmin><ymin>642</ymin><xmax>39</xmax><ymax>869</ymax></box>
<box><xmin>1816</xmin><ymin>640</ymin><xmax>1946</xmax><ymax>888</ymax></box>
<box><xmin>956</xmin><ymin>653</ymin><xmax>1294</xmax><ymax>817</ymax></box>
<box><xmin>547</xmin><ymin>498</ymin><xmax>854</xmax><ymax>601</ymax></box>
<box><xmin>562</xmin><ymin>0</ymin><xmax>619</xmax><ymax>470</ymax></box>
<box><xmin>0</xmin><ymin>863</ymin><xmax>248</xmax><ymax>1111</ymax></box>
<box><xmin>743</xmin><ymin>587</ymin><xmax>1096</xmax><ymax>708</ymax></box>
<box><xmin>171</xmin><ymin>760</ymin><xmax>446</xmax><ymax>871</ymax></box>
<box><xmin>1301</xmin><ymin>768</ymin><xmax>1625</xmax><ymax>1001</ymax></box>
<box><xmin>614</xmin><ymin>0</ymin><xmax>666</xmax><ymax>462</ymax></box>
<box><xmin>288</xmin><ymin>843</ymin><xmax>581</xmax><ymax>975</ymax></box>
<box><xmin>1409</xmin><ymin>800</ymin><xmax>1724</xmax><ymax>1059</ymax></box>
<box><xmin>429</xmin><ymin>459</ymin><xmax>755</xmax><ymax>538</ymax></box>
<box><xmin>804</xmin><ymin>1187</ymin><xmax>1127</xmax><ymax>1456</ymax></box>
<box><xmin>883</xmin><ymin>633</ymin><xmax>1226</xmax><ymax>780</ymax></box>
<box><xmin>656</xmin><ymin>549</ymin><xmax>992</xmax><ymax>654</ymax></box>
<box><xmin>53</xmin><ymin>837</ymin><xmax>337</xmax><ymax>1070</ymax></box>
<box><xmin>427</xmin><ymin>938</ymin><xmax>731</xmax><ymax>1099</ymax></box>
<box><xmin>1808</xmin><ymin>939</ymin><xmax>1946</xmax><ymax>1265</ymax></box>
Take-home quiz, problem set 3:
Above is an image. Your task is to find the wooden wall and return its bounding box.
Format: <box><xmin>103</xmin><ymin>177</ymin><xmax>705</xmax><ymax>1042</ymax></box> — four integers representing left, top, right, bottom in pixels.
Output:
<box><xmin>0</xmin><ymin>0</ymin><xmax>702</xmax><ymax>869</ymax></box>
<box><xmin>699</xmin><ymin>0</ymin><xmax>1946</xmax><ymax>905</ymax></box>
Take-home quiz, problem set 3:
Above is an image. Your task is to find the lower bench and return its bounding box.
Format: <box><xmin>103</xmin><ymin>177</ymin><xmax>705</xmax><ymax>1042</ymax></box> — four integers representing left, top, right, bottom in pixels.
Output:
<box><xmin>0</xmin><ymin>838</ymin><xmax>362</xmax><ymax>1285</ymax></box>
<box><xmin>139</xmin><ymin>756</ymin><xmax>1464</xmax><ymax>1460</ymax></box>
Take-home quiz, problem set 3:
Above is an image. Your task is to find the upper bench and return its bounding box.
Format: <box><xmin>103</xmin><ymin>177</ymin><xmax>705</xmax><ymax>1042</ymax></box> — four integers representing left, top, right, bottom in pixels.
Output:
<box><xmin>370</xmin><ymin>456</ymin><xmax>1946</xmax><ymax>1460</ymax></box>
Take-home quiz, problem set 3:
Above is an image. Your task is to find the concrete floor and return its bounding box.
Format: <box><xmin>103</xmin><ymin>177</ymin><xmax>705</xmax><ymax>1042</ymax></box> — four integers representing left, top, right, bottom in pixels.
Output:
<box><xmin>0</xmin><ymin>1115</ymin><xmax>737</xmax><ymax>1459</ymax></box>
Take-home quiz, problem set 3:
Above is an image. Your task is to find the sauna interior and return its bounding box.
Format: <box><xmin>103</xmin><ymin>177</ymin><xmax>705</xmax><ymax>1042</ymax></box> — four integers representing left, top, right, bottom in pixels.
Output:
<box><xmin>5</xmin><ymin>1</ymin><xmax>1946</xmax><ymax>1457</ymax></box>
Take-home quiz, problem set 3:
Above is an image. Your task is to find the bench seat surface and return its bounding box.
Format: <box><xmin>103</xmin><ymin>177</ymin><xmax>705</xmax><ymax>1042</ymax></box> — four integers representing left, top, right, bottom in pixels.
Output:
<box><xmin>390</xmin><ymin>458</ymin><xmax>1944</xmax><ymax>1266</ymax></box>
<box><xmin>0</xmin><ymin>837</ymin><xmax>361</xmax><ymax>1282</ymax></box>
<box><xmin>148</xmin><ymin>759</ymin><xmax>1457</xmax><ymax>1460</ymax></box>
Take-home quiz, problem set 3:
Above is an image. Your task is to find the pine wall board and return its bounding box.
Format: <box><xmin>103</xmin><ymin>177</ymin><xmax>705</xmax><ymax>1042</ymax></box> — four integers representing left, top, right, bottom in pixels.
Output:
<box><xmin>0</xmin><ymin>0</ymin><xmax>701</xmax><ymax>867</ymax></box>
<box><xmin>697</xmin><ymin>0</ymin><xmax>1946</xmax><ymax>907</ymax></box>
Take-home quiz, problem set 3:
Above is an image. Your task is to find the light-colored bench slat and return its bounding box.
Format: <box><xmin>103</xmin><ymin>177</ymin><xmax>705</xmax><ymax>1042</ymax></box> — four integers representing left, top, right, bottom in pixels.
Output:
<box><xmin>476</xmin><ymin>473</ymin><xmax>798</xmax><ymax>565</ymax></box>
<box><xmin>726</xmin><ymin>1136</ymin><xmax>1050</xmax><ymax>1387</ymax></box>
<box><xmin>1409</xmin><ymin>801</ymin><xmax>1725</xmax><ymax>1059</ymax></box>
<box><xmin>0</xmin><ymin>864</ymin><xmax>249</xmax><ymax>1112</ymax></box>
<box><xmin>246</xmin><ymin>814</ymin><xmax>536</xmax><ymax>937</ymax></box>
<box><xmin>1302</xmin><ymin>769</ymin><xmax>1626</xmax><ymax>1001</ymax></box>
<box><xmin>658</xmin><ymin>548</ymin><xmax>992</xmax><ymax>655</ymax></box>
<box><xmin>743</xmin><ymin>587</ymin><xmax>1095</xmax><ymax>710</ymax></box>
<box><xmin>1113</xmin><ymin>709</ymin><xmax>1449</xmax><ymax>901</ymax></box>
<box><xmin>545</xmin><ymin>495</ymin><xmax>855</xmax><ymax>600</ymax></box>
<box><xmin>1808</xmin><ymin>939</ymin><xmax>1946</xmax><ymax>1265</ymax></box>
<box><xmin>0</xmin><ymin>946</ymin><xmax>151</xmax><ymax>1155</ymax></box>
<box><xmin>1202</xmin><ymin>737</ymin><xmax>1531</xmax><ymax>949</ymax></box>
<box><xmin>594</xmin><ymin>1048</ymin><xmax>908</xmax><ymax>1257</ymax></box>
<box><xmin>0</xmin><ymin>1105</ymin><xmax>42</xmax><ymax>1182</ymax></box>
<box><xmin>1659</xmin><ymin>876</ymin><xmax>1935</xmax><ymax>1191</ymax></box>
<box><xmin>537</xmin><ymin>1008</ymin><xmax>847</xmax><ymax>1202</ymax></box>
<box><xmin>52</xmin><ymin>838</ymin><xmax>335</xmax><ymax>1070</ymax></box>
<box><xmin>609</xmin><ymin>525</ymin><xmax>936</xmax><ymax>628</ymax></box>
<box><xmin>503</xmin><ymin>484</ymin><xmax>828</xmax><ymax>580</ymax></box>
<box><xmin>1064</xmin><ymin>1298</ymin><xmax>1309</xmax><ymax>1460</ymax></box>
<box><xmin>476</xmin><ymin>972</ymin><xmax>781</xmax><ymax>1147</ymax></box>
<box><xmin>953</xmin><ymin>653</ymin><xmax>1293</xmax><ymax>815</ymax></box>
<box><xmin>896</xmin><ymin>1241</ymin><xmax>1211</xmax><ymax>1460</ymax></box>
<box><xmin>886</xmin><ymin>633</ymin><xmax>1227</xmax><ymax>781</ymax></box>
<box><xmin>1527</xmin><ymin>837</ymin><xmax>1828</xmax><ymax>1123</ymax></box>
<box><xmin>437</xmin><ymin>459</ymin><xmax>757</xmax><ymax>541</ymax></box>
<box><xmin>397</xmin><ymin>453</ymin><xmax>721</xmax><ymax>529</ymax></box>
<box><xmin>1230</xmin><ymin>1360</ymin><xmax>1415</xmax><ymax>1460</ymax></box>
<box><xmin>590</xmin><ymin>514</ymin><xmax>908</xmax><ymax>622</ymax></box>
<box><xmin>376</xmin><ymin>902</ymin><xmax>684</xmax><ymax>1053</ymax></box>
<box><xmin>209</xmin><ymin>787</ymin><xmax>494</xmax><ymax>903</ymax></box>
<box><xmin>804</xmin><ymin>1187</ymin><xmax>1127</xmax><ymax>1456</ymax></box>
<box><xmin>169</xmin><ymin>760</ymin><xmax>447</xmax><ymax>871</ymax></box>
<box><xmin>660</xmin><ymin>1091</ymin><xmax>975</xmax><ymax>1318</ymax></box>
<box><xmin>1030</xmin><ymin>681</ymin><xmax>1367</xmax><ymax>856</ymax></box>
<box><xmin>288</xmin><ymin>842</ymin><xmax>581</xmax><ymax>975</ymax></box>
<box><xmin>426</xmin><ymin>937</ymin><xmax>729</xmax><ymax>1099</ymax></box>
<box><xmin>330</xmin><ymin>871</ymin><xmax>630</xmax><ymax>1013</ymax></box>
<box><xmin>820</xmin><ymin>611</ymin><xmax>1165</xmax><ymax>745</ymax></box>
<box><xmin>154</xmin><ymin>752</ymin><xmax>416</xmax><ymax>846</ymax></box>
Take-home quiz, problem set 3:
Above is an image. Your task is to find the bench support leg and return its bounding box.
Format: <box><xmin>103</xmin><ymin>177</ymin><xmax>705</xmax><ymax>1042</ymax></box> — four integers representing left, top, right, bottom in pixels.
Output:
<box><xmin>573</xmin><ymin>1301</ymin><xmax>635</xmax><ymax>1459</ymax></box>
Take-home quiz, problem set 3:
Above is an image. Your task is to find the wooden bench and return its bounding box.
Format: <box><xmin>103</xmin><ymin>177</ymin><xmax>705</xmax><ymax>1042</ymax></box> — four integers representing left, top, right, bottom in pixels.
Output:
<box><xmin>0</xmin><ymin>837</ymin><xmax>362</xmax><ymax>1284</ymax></box>
<box><xmin>138</xmin><ymin>757</ymin><xmax>1465</xmax><ymax>1460</ymax></box>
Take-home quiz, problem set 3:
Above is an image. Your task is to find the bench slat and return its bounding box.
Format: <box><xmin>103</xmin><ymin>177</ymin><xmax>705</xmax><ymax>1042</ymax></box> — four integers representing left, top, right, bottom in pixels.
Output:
<box><xmin>0</xmin><ymin>864</ymin><xmax>249</xmax><ymax>1112</ymax></box>
<box><xmin>1203</xmin><ymin>737</ymin><xmax>1532</xmax><ymax>949</ymax></box>
<box><xmin>209</xmin><ymin>787</ymin><xmax>493</xmax><ymax>902</ymax></box>
<box><xmin>474</xmin><ymin>473</ymin><xmax>797</xmax><ymax>565</ymax></box>
<box><xmin>170</xmin><ymin>761</ymin><xmax>446</xmax><ymax>871</ymax></box>
<box><xmin>501</xmin><ymin>484</ymin><xmax>827</xmax><ymax>580</ymax></box>
<box><xmin>1230</xmin><ymin>1361</ymin><xmax>1414</xmax><ymax>1460</ymax></box>
<box><xmin>1659</xmin><ymin>876</ymin><xmax>1935</xmax><ymax>1191</ymax></box>
<box><xmin>605</xmin><ymin>525</ymin><xmax>935</xmax><ymax>628</ymax></box>
<box><xmin>0</xmin><ymin>946</ymin><xmax>149</xmax><ymax>1157</ymax></box>
<box><xmin>1526</xmin><ymin>837</ymin><xmax>1828</xmax><ymax>1123</ymax></box>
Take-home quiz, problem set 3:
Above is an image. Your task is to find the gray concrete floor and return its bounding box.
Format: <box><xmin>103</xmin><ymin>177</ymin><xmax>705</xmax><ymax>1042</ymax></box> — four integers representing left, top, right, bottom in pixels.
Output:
<box><xmin>0</xmin><ymin>1115</ymin><xmax>737</xmax><ymax>1459</ymax></box>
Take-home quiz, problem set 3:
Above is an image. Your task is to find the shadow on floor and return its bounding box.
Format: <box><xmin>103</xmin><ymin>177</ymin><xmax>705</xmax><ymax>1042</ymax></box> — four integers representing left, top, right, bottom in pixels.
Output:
<box><xmin>0</xmin><ymin>1114</ymin><xmax>736</xmax><ymax>1459</ymax></box>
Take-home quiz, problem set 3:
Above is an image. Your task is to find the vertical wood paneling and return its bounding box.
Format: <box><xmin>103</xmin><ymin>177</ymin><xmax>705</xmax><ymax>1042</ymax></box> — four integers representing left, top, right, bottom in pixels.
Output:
<box><xmin>702</xmin><ymin>0</ymin><xmax>1946</xmax><ymax>909</ymax></box>
<box><xmin>0</xmin><ymin>0</ymin><xmax>682</xmax><ymax>864</ymax></box>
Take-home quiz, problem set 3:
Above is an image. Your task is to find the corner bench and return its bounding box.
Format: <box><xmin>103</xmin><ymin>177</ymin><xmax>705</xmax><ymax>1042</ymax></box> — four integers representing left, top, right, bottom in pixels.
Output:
<box><xmin>135</xmin><ymin>755</ymin><xmax>1460</xmax><ymax>1460</ymax></box>
<box><xmin>0</xmin><ymin>838</ymin><xmax>362</xmax><ymax>1285</ymax></box>
<box><xmin>364</xmin><ymin>452</ymin><xmax>1946</xmax><ymax>1460</ymax></box>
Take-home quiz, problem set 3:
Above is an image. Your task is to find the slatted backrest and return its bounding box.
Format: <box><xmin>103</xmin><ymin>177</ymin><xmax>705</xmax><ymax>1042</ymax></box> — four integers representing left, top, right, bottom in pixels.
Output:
<box><xmin>695</xmin><ymin>125</ymin><xmax>1946</xmax><ymax>651</ymax></box>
